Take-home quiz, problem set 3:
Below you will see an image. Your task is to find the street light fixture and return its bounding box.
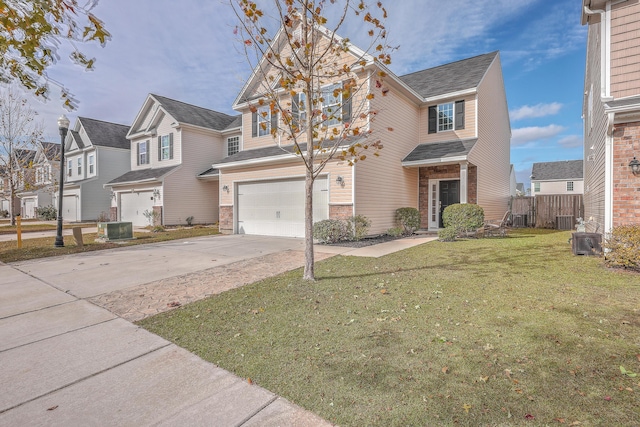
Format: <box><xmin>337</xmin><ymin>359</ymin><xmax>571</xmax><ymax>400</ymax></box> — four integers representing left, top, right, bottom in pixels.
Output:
<box><xmin>54</xmin><ymin>114</ymin><xmax>70</xmax><ymax>248</ymax></box>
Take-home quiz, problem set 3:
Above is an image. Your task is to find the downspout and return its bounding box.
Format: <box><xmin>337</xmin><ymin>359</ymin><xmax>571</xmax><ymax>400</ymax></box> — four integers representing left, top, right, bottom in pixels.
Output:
<box><xmin>605</xmin><ymin>112</ymin><xmax>615</xmax><ymax>235</ymax></box>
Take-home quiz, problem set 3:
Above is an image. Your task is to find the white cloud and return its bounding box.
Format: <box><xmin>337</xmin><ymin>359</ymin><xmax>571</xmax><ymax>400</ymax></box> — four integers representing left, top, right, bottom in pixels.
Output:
<box><xmin>558</xmin><ymin>135</ymin><xmax>583</xmax><ymax>148</ymax></box>
<box><xmin>510</xmin><ymin>102</ymin><xmax>562</xmax><ymax>121</ymax></box>
<box><xmin>511</xmin><ymin>125</ymin><xmax>565</xmax><ymax>146</ymax></box>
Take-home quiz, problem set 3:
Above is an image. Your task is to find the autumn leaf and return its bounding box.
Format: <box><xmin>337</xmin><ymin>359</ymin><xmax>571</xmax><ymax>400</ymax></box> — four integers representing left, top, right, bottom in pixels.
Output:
<box><xmin>441</xmin><ymin>366</ymin><xmax>449</xmax><ymax>374</ymax></box>
<box><xmin>463</xmin><ymin>404</ymin><xmax>471</xmax><ymax>414</ymax></box>
<box><xmin>247</xmin><ymin>378</ymin><xmax>253</xmax><ymax>385</ymax></box>
<box><xmin>525</xmin><ymin>414</ymin><xmax>535</xmax><ymax>420</ymax></box>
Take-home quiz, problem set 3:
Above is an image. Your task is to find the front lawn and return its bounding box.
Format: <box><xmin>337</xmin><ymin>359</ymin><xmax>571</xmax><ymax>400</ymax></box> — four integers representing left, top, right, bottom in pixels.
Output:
<box><xmin>0</xmin><ymin>226</ymin><xmax>220</xmax><ymax>263</ymax></box>
<box><xmin>139</xmin><ymin>229</ymin><xmax>639</xmax><ymax>426</ymax></box>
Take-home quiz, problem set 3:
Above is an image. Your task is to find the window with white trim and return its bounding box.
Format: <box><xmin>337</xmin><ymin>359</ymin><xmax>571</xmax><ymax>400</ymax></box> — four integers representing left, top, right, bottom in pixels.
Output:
<box><xmin>88</xmin><ymin>154</ymin><xmax>95</xmax><ymax>175</ymax></box>
<box><xmin>67</xmin><ymin>159</ymin><xmax>72</xmax><ymax>177</ymax></box>
<box><xmin>138</xmin><ymin>141</ymin><xmax>149</xmax><ymax>165</ymax></box>
<box><xmin>438</xmin><ymin>102</ymin><xmax>454</xmax><ymax>131</ymax></box>
<box><xmin>77</xmin><ymin>158</ymin><xmax>82</xmax><ymax>175</ymax></box>
<box><xmin>322</xmin><ymin>83</ymin><xmax>342</xmax><ymax>126</ymax></box>
<box><xmin>567</xmin><ymin>181</ymin><xmax>574</xmax><ymax>192</ymax></box>
<box><xmin>534</xmin><ymin>182</ymin><xmax>540</xmax><ymax>193</ymax></box>
<box><xmin>227</xmin><ymin>136</ymin><xmax>239</xmax><ymax>156</ymax></box>
<box><xmin>257</xmin><ymin>106</ymin><xmax>271</xmax><ymax>136</ymax></box>
<box><xmin>160</xmin><ymin>135</ymin><xmax>171</xmax><ymax>160</ymax></box>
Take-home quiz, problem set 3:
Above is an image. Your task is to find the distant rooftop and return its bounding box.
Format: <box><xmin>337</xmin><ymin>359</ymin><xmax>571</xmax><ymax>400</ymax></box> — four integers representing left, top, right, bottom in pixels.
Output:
<box><xmin>531</xmin><ymin>160</ymin><xmax>583</xmax><ymax>181</ymax></box>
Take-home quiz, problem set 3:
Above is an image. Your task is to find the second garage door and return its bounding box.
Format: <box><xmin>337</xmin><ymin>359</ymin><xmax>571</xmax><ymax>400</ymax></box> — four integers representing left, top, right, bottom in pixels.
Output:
<box><xmin>62</xmin><ymin>195</ymin><xmax>78</xmax><ymax>222</ymax></box>
<box><xmin>121</xmin><ymin>192</ymin><xmax>155</xmax><ymax>227</ymax></box>
<box><xmin>237</xmin><ymin>177</ymin><xmax>328</xmax><ymax>238</ymax></box>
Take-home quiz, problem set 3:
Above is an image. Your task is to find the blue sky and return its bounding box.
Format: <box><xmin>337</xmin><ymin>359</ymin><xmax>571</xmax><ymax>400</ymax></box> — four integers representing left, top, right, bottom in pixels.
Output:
<box><xmin>24</xmin><ymin>0</ymin><xmax>586</xmax><ymax>188</ymax></box>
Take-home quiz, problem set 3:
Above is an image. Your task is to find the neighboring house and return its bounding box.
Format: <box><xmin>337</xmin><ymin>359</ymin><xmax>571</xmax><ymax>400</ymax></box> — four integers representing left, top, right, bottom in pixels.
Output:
<box><xmin>530</xmin><ymin>160</ymin><xmax>584</xmax><ymax>196</ymax></box>
<box><xmin>18</xmin><ymin>142</ymin><xmax>61</xmax><ymax>218</ymax></box>
<box><xmin>582</xmin><ymin>0</ymin><xmax>640</xmax><ymax>234</ymax></box>
<box><xmin>516</xmin><ymin>183</ymin><xmax>525</xmax><ymax>196</ymax></box>
<box><xmin>53</xmin><ymin>117</ymin><xmax>131</xmax><ymax>222</ymax></box>
<box><xmin>106</xmin><ymin>94</ymin><xmax>240</xmax><ymax>227</ymax></box>
<box><xmin>212</xmin><ymin>31</ymin><xmax>510</xmax><ymax>237</ymax></box>
<box><xmin>509</xmin><ymin>164</ymin><xmax>518</xmax><ymax>197</ymax></box>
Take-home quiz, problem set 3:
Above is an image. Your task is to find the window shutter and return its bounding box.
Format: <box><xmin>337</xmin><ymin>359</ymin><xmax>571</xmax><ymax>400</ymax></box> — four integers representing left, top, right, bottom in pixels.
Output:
<box><xmin>158</xmin><ymin>136</ymin><xmax>162</xmax><ymax>161</ymax></box>
<box><xmin>270</xmin><ymin>111</ymin><xmax>278</xmax><ymax>133</ymax></box>
<box><xmin>169</xmin><ymin>133</ymin><xmax>174</xmax><ymax>159</ymax></box>
<box><xmin>455</xmin><ymin>100</ymin><xmax>465</xmax><ymax>130</ymax></box>
<box><xmin>146</xmin><ymin>140</ymin><xmax>150</xmax><ymax>164</ymax></box>
<box><xmin>136</xmin><ymin>143</ymin><xmax>140</xmax><ymax>166</ymax></box>
<box><xmin>428</xmin><ymin>106</ymin><xmax>437</xmax><ymax>134</ymax></box>
<box><xmin>251</xmin><ymin>111</ymin><xmax>257</xmax><ymax>137</ymax></box>
<box><xmin>292</xmin><ymin>94</ymin><xmax>299</xmax><ymax>128</ymax></box>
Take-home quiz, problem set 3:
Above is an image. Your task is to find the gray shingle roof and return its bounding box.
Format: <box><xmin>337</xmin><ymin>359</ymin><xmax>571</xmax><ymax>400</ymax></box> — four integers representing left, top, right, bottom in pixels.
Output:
<box><xmin>198</xmin><ymin>168</ymin><xmax>220</xmax><ymax>177</ymax></box>
<box><xmin>41</xmin><ymin>142</ymin><xmax>61</xmax><ymax>160</ymax></box>
<box><xmin>605</xmin><ymin>95</ymin><xmax>640</xmax><ymax>110</ymax></box>
<box><xmin>215</xmin><ymin>143</ymin><xmax>307</xmax><ymax>165</ymax></box>
<box><xmin>70</xmin><ymin>130</ymin><xmax>85</xmax><ymax>149</ymax></box>
<box><xmin>531</xmin><ymin>160</ymin><xmax>583</xmax><ymax>181</ymax></box>
<box><xmin>402</xmin><ymin>139</ymin><xmax>477</xmax><ymax>163</ymax></box>
<box><xmin>78</xmin><ymin>117</ymin><xmax>130</xmax><ymax>149</ymax></box>
<box><xmin>151</xmin><ymin>94</ymin><xmax>240</xmax><ymax>131</ymax></box>
<box><xmin>399</xmin><ymin>51</ymin><xmax>498</xmax><ymax>98</ymax></box>
<box><xmin>107</xmin><ymin>165</ymin><xmax>179</xmax><ymax>185</ymax></box>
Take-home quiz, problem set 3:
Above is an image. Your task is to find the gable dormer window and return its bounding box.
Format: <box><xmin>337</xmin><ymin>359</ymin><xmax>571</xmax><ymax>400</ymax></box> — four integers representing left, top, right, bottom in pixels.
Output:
<box><xmin>158</xmin><ymin>134</ymin><xmax>173</xmax><ymax>161</ymax></box>
<box><xmin>137</xmin><ymin>140</ymin><xmax>150</xmax><ymax>165</ymax></box>
<box><xmin>428</xmin><ymin>100</ymin><xmax>465</xmax><ymax>134</ymax></box>
<box><xmin>88</xmin><ymin>154</ymin><xmax>95</xmax><ymax>175</ymax></box>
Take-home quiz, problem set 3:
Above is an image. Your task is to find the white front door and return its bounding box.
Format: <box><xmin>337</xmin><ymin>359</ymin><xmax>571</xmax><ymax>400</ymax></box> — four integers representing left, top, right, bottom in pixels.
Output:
<box><xmin>120</xmin><ymin>192</ymin><xmax>155</xmax><ymax>227</ymax></box>
<box><xmin>236</xmin><ymin>177</ymin><xmax>328</xmax><ymax>238</ymax></box>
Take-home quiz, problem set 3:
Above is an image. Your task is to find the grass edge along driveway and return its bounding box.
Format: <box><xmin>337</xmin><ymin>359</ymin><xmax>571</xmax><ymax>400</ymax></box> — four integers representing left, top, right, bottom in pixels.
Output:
<box><xmin>140</xmin><ymin>229</ymin><xmax>640</xmax><ymax>427</ymax></box>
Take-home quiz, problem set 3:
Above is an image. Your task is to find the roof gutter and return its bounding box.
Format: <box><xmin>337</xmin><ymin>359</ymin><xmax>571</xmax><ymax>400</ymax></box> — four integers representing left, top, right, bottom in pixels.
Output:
<box><xmin>401</xmin><ymin>155</ymin><xmax>468</xmax><ymax>168</ymax></box>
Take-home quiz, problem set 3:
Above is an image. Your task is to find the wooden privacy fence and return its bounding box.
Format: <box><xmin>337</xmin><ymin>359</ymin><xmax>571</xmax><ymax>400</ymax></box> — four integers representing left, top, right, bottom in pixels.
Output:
<box><xmin>510</xmin><ymin>195</ymin><xmax>583</xmax><ymax>229</ymax></box>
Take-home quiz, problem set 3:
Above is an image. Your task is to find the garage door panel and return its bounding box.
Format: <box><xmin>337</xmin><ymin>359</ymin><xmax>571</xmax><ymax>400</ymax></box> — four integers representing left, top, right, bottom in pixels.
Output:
<box><xmin>121</xmin><ymin>192</ymin><xmax>154</xmax><ymax>227</ymax></box>
<box><xmin>62</xmin><ymin>196</ymin><xmax>77</xmax><ymax>222</ymax></box>
<box><xmin>237</xmin><ymin>177</ymin><xmax>328</xmax><ymax>238</ymax></box>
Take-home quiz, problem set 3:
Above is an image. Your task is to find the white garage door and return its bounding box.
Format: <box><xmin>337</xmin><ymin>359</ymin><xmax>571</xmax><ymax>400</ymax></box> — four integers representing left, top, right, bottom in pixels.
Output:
<box><xmin>121</xmin><ymin>192</ymin><xmax>155</xmax><ymax>227</ymax></box>
<box><xmin>237</xmin><ymin>177</ymin><xmax>328</xmax><ymax>238</ymax></box>
<box><xmin>62</xmin><ymin>195</ymin><xmax>78</xmax><ymax>222</ymax></box>
<box><xmin>23</xmin><ymin>198</ymin><xmax>36</xmax><ymax>219</ymax></box>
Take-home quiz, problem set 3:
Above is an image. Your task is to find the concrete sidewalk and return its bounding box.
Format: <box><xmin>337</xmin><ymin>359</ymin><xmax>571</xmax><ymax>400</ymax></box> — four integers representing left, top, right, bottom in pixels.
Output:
<box><xmin>0</xmin><ymin>233</ymin><xmax>436</xmax><ymax>425</ymax></box>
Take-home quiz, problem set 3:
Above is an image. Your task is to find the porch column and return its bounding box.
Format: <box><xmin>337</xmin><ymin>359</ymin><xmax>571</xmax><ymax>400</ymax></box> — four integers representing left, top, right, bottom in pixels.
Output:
<box><xmin>459</xmin><ymin>161</ymin><xmax>468</xmax><ymax>204</ymax></box>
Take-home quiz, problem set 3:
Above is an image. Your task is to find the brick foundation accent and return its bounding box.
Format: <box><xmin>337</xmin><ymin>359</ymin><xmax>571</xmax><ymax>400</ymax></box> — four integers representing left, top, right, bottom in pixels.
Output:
<box><xmin>219</xmin><ymin>206</ymin><xmax>234</xmax><ymax>234</ymax></box>
<box><xmin>418</xmin><ymin>164</ymin><xmax>478</xmax><ymax>228</ymax></box>
<box><xmin>152</xmin><ymin>206</ymin><xmax>162</xmax><ymax>226</ymax></box>
<box><xmin>109</xmin><ymin>207</ymin><xmax>117</xmax><ymax>222</ymax></box>
<box><xmin>329</xmin><ymin>204</ymin><xmax>354</xmax><ymax>220</ymax></box>
<box><xmin>612</xmin><ymin>121</ymin><xmax>640</xmax><ymax>226</ymax></box>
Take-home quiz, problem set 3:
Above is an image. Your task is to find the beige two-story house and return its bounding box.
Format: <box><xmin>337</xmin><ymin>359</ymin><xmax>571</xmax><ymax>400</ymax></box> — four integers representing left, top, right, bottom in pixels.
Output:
<box><xmin>18</xmin><ymin>142</ymin><xmax>60</xmax><ymax>218</ymax></box>
<box><xmin>582</xmin><ymin>0</ymin><xmax>640</xmax><ymax>234</ymax></box>
<box><xmin>211</xmin><ymin>26</ymin><xmax>511</xmax><ymax>238</ymax></box>
<box><xmin>106</xmin><ymin>94</ymin><xmax>240</xmax><ymax>226</ymax></box>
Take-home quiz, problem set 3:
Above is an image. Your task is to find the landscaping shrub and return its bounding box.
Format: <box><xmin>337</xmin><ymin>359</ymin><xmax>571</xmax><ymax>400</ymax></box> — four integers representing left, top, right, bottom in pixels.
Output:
<box><xmin>386</xmin><ymin>226</ymin><xmax>403</xmax><ymax>237</ymax></box>
<box><xmin>35</xmin><ymin>205</ymin><xmax>57</xmax><ymax>220</ymax></box>
<box><xmin>438</xmin><ymin>226</ymin><xmax>458</xmax><ymax>242</ymax></box>
<box><xmin>604</xmin><ymin>225</ymin><xmax>640</xmax><ymax>271</ymax></box>
<box><xmin>442</xmin><ymin>203</ymin><xmax>484</xmax><ymax>236</ymax></box>
<box><xmin>347</xmin><ymin>215</ymin><xmax>371</xmax><ymax>241</ymax></box>
<box><xmin>0</xmin><ymin>209</ymin><xmax>8</xmax><ymax>218</ymax></box>
<box><xmin>313</xmin><ymin>219</ymin><xmax>350</xmax><ymax>243</ymax></box>
<box><xmin>186</xmin><ymin>216</ymin><xmax>194</xmax><ymax>226</ymax></box>
<box><xmin>97</xmin><ymin>211</ymin><xmax>110</xmax><ymax>222</ymax></box>
<box><xmin>151</xmin><ymin>225</ymin><xmax>166</xmax><ymax>233</ymax></box>
<box><xmin>395</xmin><ymin>207</ymin><xmax>420</xmax><ymax>235</ymax></box>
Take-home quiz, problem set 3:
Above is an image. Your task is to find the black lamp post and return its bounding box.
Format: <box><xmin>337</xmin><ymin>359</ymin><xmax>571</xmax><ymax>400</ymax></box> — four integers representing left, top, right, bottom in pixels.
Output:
<box><xmin>54</xmin><ymin>114</ymin><xmax>70</xmax><ymax>248</ymax></box>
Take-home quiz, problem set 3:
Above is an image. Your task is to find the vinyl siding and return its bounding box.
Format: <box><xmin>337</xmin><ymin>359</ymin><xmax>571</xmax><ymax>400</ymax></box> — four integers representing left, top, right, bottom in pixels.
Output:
<box><xmin>611</xmin><ymin>2</ymin><xmax>640</xmax><ymax>98</ymax></box>
<box><xmin>130</xmin><ymin>115</ymin><xmax>182</xmax><ymax>171</ymax></box>
<box><xmin>355</xmin><ymin>85</ymin><xmax>420</xmax><ymax>234</ymax></box>
<box><xmin>468</xmin><ymin>55</ymin><xmax>511</xmax><ymax>221</ymax></box>
<box><xmin>162</xmin><ymin>127</ymin><xmax>222</xmax><ymax>225</ymax></box>
<box><xmin>418</xmin><ymin>94</ymin><xmax>477</xmax><ymax>142</ymax></box>
<box><xmin>583</xmin><ymin>21</ymin><xmax>608</xmax><ymax>233</ymax></box>
<box><xmin>534</xmin><ymin>180</ymin><xmax>585</xmax><ymax>195</ymax></box>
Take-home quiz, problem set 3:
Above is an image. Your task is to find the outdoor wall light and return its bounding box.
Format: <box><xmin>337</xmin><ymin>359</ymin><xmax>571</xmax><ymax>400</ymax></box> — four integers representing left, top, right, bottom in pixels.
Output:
<box><xmin>336</xmin><ymin>175</ymin><xmax>344</xmax><ymax>186</ymax></box>
<box><xmin>629</xmin><ymin>157</ymin><xmax>640</xmax><ymax>175</ymax></box>
<box><xmin>222</xmin><ymin>185</ymin><xmax>230</xmax><ymax>193</ymax></box>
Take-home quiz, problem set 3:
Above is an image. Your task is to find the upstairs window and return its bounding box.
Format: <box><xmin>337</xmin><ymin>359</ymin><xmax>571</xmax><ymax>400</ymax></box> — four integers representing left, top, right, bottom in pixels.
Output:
<box><xmin>252</xmin><ymin>106</ymin><xmax>278</xmax><ymax>137</ymax></box>
<box><xmin>158</xmin><ymin>134</ymin><xmax>173</xmax><ymax>161</ymax></box>
<box><xmin>137</xmin><ymin>141</ymin><xmax>149</xmax><ymax>165</ymax></box>
<box><xmin>534</xmin><ymin>182</ymin><xmax>540</xmax><ymax>193</ymax></box>
<box><xmin>227</xmin><ymin>136</ymin><xmax>240</xmax><ymax>156</ymax></box>
<box><xmin>428</xmin><ymin>100</ymin><xmax>465</xmax><ymax>134</ymax></box>
<box><xmin>322</xmin><ymin>83</ymin><xmax>343</xmax><ymax>127</ymax></box>
<box><xmin>77</xmin><ymin>158</ymin><xmax>82</xmax><ymax>175</ymax></box>
<box><xmin>88</xmin><ymin>154</ymin><xmax>95</xmax><ymax>175</ymax></box>
<box><xmin>67</xmin><ymin>159</ymin><xmax>72</xmax><ymax>177</ymax></box>
<box><xmin>567</xmin><ymin>181</ymin><xmax>574</xmax><ymax>192</ymax></box>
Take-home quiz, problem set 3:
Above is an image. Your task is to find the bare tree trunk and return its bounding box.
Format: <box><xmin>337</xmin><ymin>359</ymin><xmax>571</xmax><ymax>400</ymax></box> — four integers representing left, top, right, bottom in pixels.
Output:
<box><xmin>10</xmin><ymin>188</ymin><xmax>17</xmax><ymax>226</ymax></box>
<box><xmin>303</xmin><ymin>166</ymin><xmax>315</xmax><ymax>281</ymax></box>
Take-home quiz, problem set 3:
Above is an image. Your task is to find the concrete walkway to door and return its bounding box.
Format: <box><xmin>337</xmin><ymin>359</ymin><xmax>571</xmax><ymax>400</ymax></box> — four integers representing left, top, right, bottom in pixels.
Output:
<box><xmin>0</xmin><ymin>233</ymin><xmax>435</xmax><ymax>425</ymax></box>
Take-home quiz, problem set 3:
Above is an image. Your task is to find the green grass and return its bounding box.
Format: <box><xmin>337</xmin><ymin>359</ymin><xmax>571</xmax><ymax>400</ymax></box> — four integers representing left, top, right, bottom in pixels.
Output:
<box><xmin>0</xmin><ymin>226</ymin><xmax>220</xmax><ymax>263</ymax></box>
<box><xmin>139</xmin><ymin>229</ymin><xmax>640</xmax><ymax>426</ymax></box>
<box><xmin>0</xmin><ymin>223</ymin><xmax>97</xmax><ymax>234</ymax></box>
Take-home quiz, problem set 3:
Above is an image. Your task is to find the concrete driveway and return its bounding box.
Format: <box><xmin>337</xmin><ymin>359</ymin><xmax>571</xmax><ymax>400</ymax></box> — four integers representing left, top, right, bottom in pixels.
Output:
<box><xmin>0</xmin><ymin>234</ymin><xmax>335</xmax><ymax>426</ymax></box>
